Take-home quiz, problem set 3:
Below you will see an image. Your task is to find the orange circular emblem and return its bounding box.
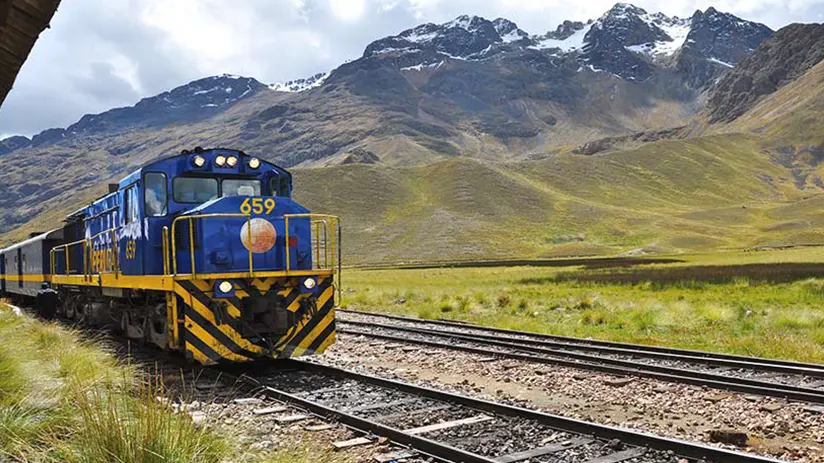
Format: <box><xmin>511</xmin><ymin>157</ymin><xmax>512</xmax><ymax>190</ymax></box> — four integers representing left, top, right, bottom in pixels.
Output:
<box><xmin>240</xmin><ymin>218</ymin><xmax>277</xmax><ymax>254</ymax></box>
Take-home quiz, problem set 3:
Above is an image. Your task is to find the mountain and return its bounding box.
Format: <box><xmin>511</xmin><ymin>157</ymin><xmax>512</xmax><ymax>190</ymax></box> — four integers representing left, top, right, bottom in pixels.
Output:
<box><xmin>675</xmin><ymin>7</ymin><xmax>773</xmax><ymax>88</ymax></box>
<box><xmin>5</xmin><ymin>75</ymin><xmax>268</xmax><ymax>152</ymax></box>
<box><xmin>0</xmin><ymin>4</ymin><xmax>772</xmax><ymax>163</ymax></box>
<box><xmin>6</xmin><ymin>4</ymin><xmax>823</xmax><ymax>263</ymax></box>
<box><xmin>706</xmin><ymin>23</ymin><xmax>824</xmax><ymax>123</ymax></box>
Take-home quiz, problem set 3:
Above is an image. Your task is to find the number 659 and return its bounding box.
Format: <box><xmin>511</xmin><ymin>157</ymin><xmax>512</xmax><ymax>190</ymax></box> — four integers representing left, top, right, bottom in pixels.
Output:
<box><xmin>240</xmin><ymin>198</ymin><xmax>276</xmax><ymax>215</ymax></box>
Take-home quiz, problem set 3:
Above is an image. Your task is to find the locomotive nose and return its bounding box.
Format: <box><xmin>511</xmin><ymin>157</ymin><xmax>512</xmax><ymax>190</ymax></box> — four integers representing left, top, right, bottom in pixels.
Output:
<box><xmin>177</xmin><ymin>195</ymin><xmax>311</xmax><ymax>274</ymax></box>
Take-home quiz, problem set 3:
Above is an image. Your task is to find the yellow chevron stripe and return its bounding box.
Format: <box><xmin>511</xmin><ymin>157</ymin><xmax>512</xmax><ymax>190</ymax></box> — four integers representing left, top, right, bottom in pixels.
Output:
<box><xmin>184</xmin><ymin>279</ymin><xmax>242</xmax><ymax>319</ymax></box>
<box><xmin>287</xmin><ymin>294</ymin><xmax>307</xmax><ymax>313</ymax></box>
<box><xmin>314</xmin><ymin>331</ymin><xmax>337</xmax><ymax>355</ymax></box>
<box><xmin>184</xmin><ymin>315</ymin><xmax>250</xmax><ymax>362</ymax></box>
<box><xmin>186</xmin><ymin>342</ymin><xmax>216</xmax><ymax>365</ymax></box>
<box><xmin>278</xmin><ymin>286</ymin><xmax>294</xmax><ymax>297</ymax></box>
<box><xmin>317</xmin><ymin>285</ymin><xmax>335</xmax><ymax>309</ymax></box>
<box><xmin>251</xmin><ymin>278</ymin><xmax>275</xmax><ymax>292</ymax></box>
<box><xmin>291</xmin><ymin>311</ymin><xmax>335</xmax><ymax>357</ymax></box>
<box><xmin>174</xmin><ymin>283</ymin><xmax>263</xmax><ymax>354</ymax></box>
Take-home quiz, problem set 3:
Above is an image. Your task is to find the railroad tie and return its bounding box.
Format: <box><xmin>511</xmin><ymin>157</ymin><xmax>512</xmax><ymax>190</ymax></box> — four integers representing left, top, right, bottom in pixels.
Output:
<box><xmin>378</xmin><ymin>404</ymin><xmax>452</xmax><ymax>422</ymax></box>
<box><xmin>582</xmin><ymin>448</ymin><xmax>647</xmax><ymax>463</ymax></box>
<box><xmin>344</xmin><ymin>398</ymin><xmax>419</xmax><ymax>413</ymax></box>
<box><xmin>332</xmin><ymin>437</ymin><xmax>374</xmax><ymax>449</ymax></box>
<box><xmin>403</xmin><ymin>414</ymin><xmax>494</xmax><ymax>435</ymax></box>
<box><xmin>252</xmin><ymin>406</ymin><xmax>288</xmax><ymax>416</ymax></box>
<box><xmin>493</xmin><ymin>437</ymin><xmax>594</xmax><ymax>463</ymax></box>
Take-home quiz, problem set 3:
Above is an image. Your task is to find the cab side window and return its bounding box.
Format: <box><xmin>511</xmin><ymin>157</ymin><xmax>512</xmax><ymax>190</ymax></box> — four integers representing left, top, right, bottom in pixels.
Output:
<box><xmin>270</xmin><ymin>176</ymin><xmax>291</xmax><ymax>197</ymax></box>
<box><xmin>125</xmin><ymin>186</ymin><xmax>139</xmax><ymax>224</ymax></box>
<box><xmin>144</xmin><ymin>173</ymin><xmax>168</xmax><ymax>217</ymax></box>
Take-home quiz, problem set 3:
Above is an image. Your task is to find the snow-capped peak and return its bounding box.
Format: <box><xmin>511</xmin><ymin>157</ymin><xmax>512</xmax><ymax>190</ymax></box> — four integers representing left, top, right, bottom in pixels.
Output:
<box><xmin>363</xmin><ymin>14</ymin><xmax>527</xmax><ymax>61</ymax></box>
<box><xmin>445</xmin><ymin>15</ymin><xmax>483</xmax><ymax>31</ymax></box>
<box><xmin>356</xmin><ymin>3</ymin><xmax>771</xmax><ymax>85</ymax></box>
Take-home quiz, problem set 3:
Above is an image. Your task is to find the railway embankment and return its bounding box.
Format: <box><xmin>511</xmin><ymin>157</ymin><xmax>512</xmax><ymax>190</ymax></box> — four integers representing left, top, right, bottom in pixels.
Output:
<box><xmin>317</xmin><ymin>325</ymin><xmax>824</xmax><ymax>462</ymax></box>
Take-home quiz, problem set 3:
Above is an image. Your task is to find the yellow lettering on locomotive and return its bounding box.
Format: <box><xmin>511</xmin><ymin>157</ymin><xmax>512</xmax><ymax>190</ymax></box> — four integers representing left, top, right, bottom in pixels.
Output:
<box><xmin>240</xmin><ymin>197</ymin><xmax>276</xmax><ymax>215</ymax></box>
<box><xmin>124</xmin><ymin>240</ymin><xmax>137</xmax><ymax>260</ymax></box>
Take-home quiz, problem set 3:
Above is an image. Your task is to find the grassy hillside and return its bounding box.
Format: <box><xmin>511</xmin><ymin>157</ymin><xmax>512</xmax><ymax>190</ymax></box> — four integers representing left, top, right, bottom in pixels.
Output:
<box><xmin>294</xmin><ymin>132</ymin><xmax>823</xmax><ymax>263</ymax></box>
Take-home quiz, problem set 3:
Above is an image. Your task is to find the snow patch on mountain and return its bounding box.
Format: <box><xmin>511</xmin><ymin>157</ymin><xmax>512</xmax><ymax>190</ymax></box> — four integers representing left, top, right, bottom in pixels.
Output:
<box><xmin>708</xmin><ymin>57</ymin><xmax>734</xmax><ymax>67</ymax></box>
<box><xmin>270</xmin><ymin>72</ymin><xmax>329</xmax><ymax>93</ymax></box>
<box><xmin>531</xmin><ymin>23</ymin><xmax>592</xmax><ymax>52</ymax></box>
<box><xmin>401</xmin><ymin>61</ymin><xmax>444</xmax><ymax>72</ymax></box>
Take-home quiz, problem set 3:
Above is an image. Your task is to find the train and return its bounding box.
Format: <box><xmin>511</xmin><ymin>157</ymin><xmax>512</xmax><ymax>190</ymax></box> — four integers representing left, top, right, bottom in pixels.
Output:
<box><xmin>0</xmin><ymin>147</ymin><xmax>341</xmax><ymax>365</ymax></box>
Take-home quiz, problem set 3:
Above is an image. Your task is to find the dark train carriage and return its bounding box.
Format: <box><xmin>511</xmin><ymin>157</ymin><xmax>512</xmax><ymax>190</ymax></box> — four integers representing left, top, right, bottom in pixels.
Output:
<box><xmin>0</xmin><ymin>230</ymin><xmax>63</xmax><ymax>297</ymax></box>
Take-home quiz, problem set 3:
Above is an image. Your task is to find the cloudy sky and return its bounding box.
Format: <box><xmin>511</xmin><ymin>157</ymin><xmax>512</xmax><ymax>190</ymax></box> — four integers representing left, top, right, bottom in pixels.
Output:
<box><xmin>1</xmin><ymin>0</ymin><xmax>822</xmax><ymax>138</ymax></box>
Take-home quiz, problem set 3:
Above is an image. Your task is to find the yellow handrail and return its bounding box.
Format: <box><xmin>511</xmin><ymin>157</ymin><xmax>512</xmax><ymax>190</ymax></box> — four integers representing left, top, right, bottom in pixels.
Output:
<box><xmin>162</xmin><ymin>226</ymin><xmax>170</xmax><ymax>276</ymax></box>
<box><xmin>50</xmin><ymin>239</ymin><xmax>89</xmax><ymax>279</ymax></box>
<box><xmin>171</xmin><ymin>213</ymin><xmax>253</xmax><ymax>276</ymax></box>
<box><xmin>283</xmin><ymin>213</ymin><xmax>342</xmax><ymax>302</ymax></box>
<box><xmin>284</xmin><ymin>213</ymin><xmax>339</xmax><ymax>271</ymax></box>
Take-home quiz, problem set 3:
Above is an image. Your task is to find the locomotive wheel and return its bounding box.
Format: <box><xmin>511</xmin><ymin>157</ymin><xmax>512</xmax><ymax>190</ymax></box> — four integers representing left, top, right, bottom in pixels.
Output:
<box><xmin>64</xmin><ymin>297</ymin><xmax>81</xmax><ymax>321</ymax></box>
<box><xmin>64</xmin><ymin>302</ymin><xmax>76</xmax><ymax>319</ymax></box>
<box><xmin>121</xmin><ymin>311</ymin><xmax>145</xmax><ymax>340</ymax></box>
<box><xmin>147</xmin><ymin>303</ymin><xmax>168</xmax><ymax>349</ymax></box>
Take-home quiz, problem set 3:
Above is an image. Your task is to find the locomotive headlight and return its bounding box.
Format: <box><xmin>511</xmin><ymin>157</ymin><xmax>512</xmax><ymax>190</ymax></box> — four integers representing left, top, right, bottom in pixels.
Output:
<box><xmin>226</xmin><ymin>156</ymin><xmax>238</xmax><ymax>167</ymax></box>
<box><xmin>248</xmin><ymin>157</ymin><xmax>261</xmax><ymax>169</ymax></box>
<box><xmin>303</xmin><ymin>278</ymin><xmax>317</xmax><ymax>290</ymax></box>
<box><xmin>215</xmin><ymin>155</ymin><xmax>227</xmax><ymax>166</ymax></box>
<box><xmin>192</xmin><ymin>155</ymin><xmax>206</xmax><ymax>167</ymax></box>
<box><xmin>218</xmin><ymin>281</ymin><xmax>233</xmax><ymax>293</ymax></box>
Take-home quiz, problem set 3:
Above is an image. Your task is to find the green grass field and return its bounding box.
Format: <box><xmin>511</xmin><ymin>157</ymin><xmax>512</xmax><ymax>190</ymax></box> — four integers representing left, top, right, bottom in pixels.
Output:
<box><xmin>0</xmin><ymin>303</ymin><xmax>350</xmax><ymax>463</ymax></box>
<box><xmin>342</xmin><ymin>248</ymin><xmax>824</xmax><ymax>364</ymax></box>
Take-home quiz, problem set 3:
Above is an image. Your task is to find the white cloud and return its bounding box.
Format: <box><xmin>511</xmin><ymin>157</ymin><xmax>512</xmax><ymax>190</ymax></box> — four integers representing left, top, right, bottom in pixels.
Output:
<box><xmin>329</xmin><ymin>0</ymin><xmax>368</xmax><ymax>21</ymax></box>
<box><xmin>1</xmin><ymin>0</ymin><xmax>822</xmax><ymax>137</ymax></box>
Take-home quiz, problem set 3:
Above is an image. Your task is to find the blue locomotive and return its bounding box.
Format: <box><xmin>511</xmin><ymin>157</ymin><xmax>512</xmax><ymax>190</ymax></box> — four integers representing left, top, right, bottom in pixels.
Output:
<box><xmin>0</xmin><ymin>148</ymin><xmax>340</xmax><ymax>365</ymax></box>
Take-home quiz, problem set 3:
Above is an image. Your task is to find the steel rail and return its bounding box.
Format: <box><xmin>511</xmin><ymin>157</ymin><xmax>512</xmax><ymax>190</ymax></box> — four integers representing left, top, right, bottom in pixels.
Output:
<box><xmin>342</xmin><ymin>318</ymin><xmax>824</xmax><ymax>378</ymax></box>
<box><xmin>235</xmin><ymin>371</ymin><xmax>497</xmax><ymax>463</ymax></box>
<box><xmin>278</xmin><ymin>360</ymin><xmax>785</xmax><ymax>463</ymax></box>
<box><xmin>340</xmin><ymin>309</ymin><xmax>824</xmax><ymax>371</ymax></box>
<box><xmin>339</xmin><ymin>320</ymin><xmax>824</xmax><ymax>382</ymax></box>
<box><xmin>338</xmin><ymin>326</ymin><xmax>824</xmax><ymax>404</ymax></box>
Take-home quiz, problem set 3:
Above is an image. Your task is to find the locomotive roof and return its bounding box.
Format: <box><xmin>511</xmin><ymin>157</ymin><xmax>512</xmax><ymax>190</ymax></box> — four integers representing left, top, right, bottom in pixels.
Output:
<box><xmin>117</xmin><ymin>148</ymin><xmax>290</xmax><ymax>188</ymax></box>
<box><xmin>65</xmin><ymin>148</ymin><xmax>290</xmax><ymax>223</ymax></box>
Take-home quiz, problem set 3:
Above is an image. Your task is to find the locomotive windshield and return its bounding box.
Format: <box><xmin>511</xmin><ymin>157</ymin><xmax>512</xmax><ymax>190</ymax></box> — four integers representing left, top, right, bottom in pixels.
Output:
<box><xmin>173</xmin><ymin>177</ymin><xmax>218</xmax><ymax>203</ymax></box>
<box><xmin>222</xmin><ymin>179</ymin><xmax>261</xmax><ymax>197</ymax></box>
<box><xmin>173</xmin><ymin>177</ymin><xmax>263</xmax><ymax>204</ymax></box>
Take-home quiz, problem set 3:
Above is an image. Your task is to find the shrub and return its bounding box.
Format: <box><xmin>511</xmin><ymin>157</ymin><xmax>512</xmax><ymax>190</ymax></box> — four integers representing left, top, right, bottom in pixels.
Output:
<box><xmin>56</xmin><ymin>379</ymin><xmax>227</xmax><ymax>463</ymax></box>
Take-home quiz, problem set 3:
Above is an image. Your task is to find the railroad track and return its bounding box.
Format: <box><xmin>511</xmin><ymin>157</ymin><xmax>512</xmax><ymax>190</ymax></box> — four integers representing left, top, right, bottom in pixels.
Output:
<box><xmin>337</xmin><ymin>309</ymin><xmax>824</xmax><ymax>404</ymax></box>
<box><xmin>231</xmin><ymin>360</ymin><xmax>785</xmax><ymax>463</ymax></box>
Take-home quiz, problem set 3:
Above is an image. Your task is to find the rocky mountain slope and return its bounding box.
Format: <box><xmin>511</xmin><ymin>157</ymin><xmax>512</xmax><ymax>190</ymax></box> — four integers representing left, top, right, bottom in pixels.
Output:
<box><xmin>0</xmin><ymin>3</ymin><xmax>771</xmax><ymax>165</ymax></box>
<box><xmin>706</xmin><ymin>23</ymin><xmax>824</xmax><ymax>123</ymax></box>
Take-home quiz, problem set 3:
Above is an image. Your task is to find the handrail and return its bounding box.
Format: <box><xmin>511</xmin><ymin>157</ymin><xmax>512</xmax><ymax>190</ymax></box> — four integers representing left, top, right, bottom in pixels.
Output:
<box><xmin>284</xmin><ymin>214</ymin><xmax>339</xmax><ymax>272</ymax></box>
<box><xmin>284</xmin><ymin>213</ymin><xmax>342</xmax><ymax>303</ymax></box>
<box><xmin>162</xmin><ymin>226</ymin><xmax>170</xmax><ymax>276</ymax></box>
<box><xmin>50</xmin><ymin>238</ymin><xmax>89</xmax><ymax>280</ymax></box>
<box><xmin>171</xmin><ymin>213</ymin><xmax>253</xmax><ymax>276</ymax></box>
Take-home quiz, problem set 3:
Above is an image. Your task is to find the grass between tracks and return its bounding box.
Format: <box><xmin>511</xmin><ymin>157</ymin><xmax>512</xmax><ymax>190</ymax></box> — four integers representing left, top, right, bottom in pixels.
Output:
<box><xmin>0</xmin><ymin>302</ymin><xmax>349</xmax><ymax>463</ymax></box>
<box><xmin>342</xmin><ymin>248</ymin><xmax>824</xmax><ymax>364</ymax></box>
